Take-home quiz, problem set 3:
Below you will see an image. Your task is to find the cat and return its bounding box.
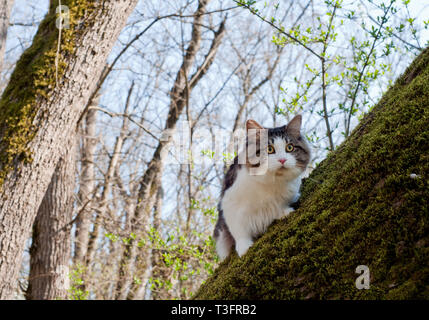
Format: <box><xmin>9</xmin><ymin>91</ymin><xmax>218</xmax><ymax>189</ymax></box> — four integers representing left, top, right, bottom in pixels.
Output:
<box><xmin>214</xmin><ymin>115</ymin><xmax>310</xmax><ymax>260</ymax></box>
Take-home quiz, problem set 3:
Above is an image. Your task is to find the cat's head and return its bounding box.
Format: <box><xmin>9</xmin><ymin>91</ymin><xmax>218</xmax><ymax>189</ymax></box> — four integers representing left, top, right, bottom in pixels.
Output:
<box><xmin>244</xmin><ymin>115</ymin><xmax>310</xmax><ymax>178</ymax></box>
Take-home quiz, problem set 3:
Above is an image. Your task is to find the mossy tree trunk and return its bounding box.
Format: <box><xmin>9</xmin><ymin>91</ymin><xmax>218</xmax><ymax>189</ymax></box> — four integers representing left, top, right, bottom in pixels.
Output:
<box><xmin>0</xmin><ymin>0</ymin><xmax>138</xmax><ymax>299</ymax></box>
<box><xmin>195</xmin><ymin>48</ymin><xmax>429</xmax><ymax>300</ymax></box>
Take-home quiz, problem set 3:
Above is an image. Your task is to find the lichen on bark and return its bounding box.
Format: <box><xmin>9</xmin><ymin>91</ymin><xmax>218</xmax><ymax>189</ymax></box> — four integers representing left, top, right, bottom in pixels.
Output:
<box><xmin>0</xmin><ymin>0</ymin><xmax>96</xmax><ymax>188</ymax></box>
<box><xmin>194</xmin><ymin>48</ymin><xmax>429</xmax><ymax>300</ymax></box>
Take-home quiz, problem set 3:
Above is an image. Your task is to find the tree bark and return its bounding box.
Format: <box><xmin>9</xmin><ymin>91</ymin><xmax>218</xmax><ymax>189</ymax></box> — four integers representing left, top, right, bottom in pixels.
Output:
<box><xmin>26</xmin><ymin>141</ymin><xmax>75</xmax><ymax>300</ymax></box>
<box><xmin>195</xmin><ymin>48</ymin><xmax>429</xmax><ymax>300</ymax></box>
<box><xmin>0</xmin><ymin>0</ymin><xmax>138</xmax><ymax>299</ymax></box>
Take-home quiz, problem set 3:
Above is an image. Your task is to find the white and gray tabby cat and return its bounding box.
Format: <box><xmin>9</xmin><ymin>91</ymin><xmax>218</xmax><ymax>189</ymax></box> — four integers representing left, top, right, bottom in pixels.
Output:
<box><xmin>214</xmin><ymin>115</ymin><xmax>310</xmax><ymax>260</ymax></box>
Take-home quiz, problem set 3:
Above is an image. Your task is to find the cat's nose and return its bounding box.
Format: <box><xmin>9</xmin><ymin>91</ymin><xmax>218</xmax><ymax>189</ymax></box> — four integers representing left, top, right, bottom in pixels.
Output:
<box><xmin>278</xmin><ymin>158</ymin><xmax>286</xmax><ymax>165</ymax></box>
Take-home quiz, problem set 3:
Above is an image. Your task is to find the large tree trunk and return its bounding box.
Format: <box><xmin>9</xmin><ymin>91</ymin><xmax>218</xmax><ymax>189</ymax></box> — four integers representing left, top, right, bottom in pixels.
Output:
<box><xmin>26</xmin><ymin>142</ymin><xmax>75</xmax><ymax>300</ymax></box>
<box><xmin>195</xmin><ymin>48</ymin><xmax>429</xmax><ymax>299</ymax></box>
<box><xmin>0</xmin><ymin>0</ymin><xmax>138</xmax><ymax>299</ymax></box>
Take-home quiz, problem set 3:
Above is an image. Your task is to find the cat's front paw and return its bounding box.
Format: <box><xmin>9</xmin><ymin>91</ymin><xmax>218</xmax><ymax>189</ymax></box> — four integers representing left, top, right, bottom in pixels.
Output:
<box><xmin>235</xmin><ymin>238</ymin><xmax>253</xmax><ymax>257</ymax></box>
<box><xmin>280</xmin><ymin>207</ymin><xmax>294</xmax><ymax>219</ymax></box>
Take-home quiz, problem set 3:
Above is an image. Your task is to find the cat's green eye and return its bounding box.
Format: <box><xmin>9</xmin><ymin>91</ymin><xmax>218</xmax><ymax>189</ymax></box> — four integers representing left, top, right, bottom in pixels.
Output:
<box><xmin>286</xmin><ymin>144</ymin><xmax>294</xmax><ymax>152</ymax></box>
<box><xmin>267</xmin><ymin>145</ymin><xmax>275</xmax><ymax>154</ymax></box>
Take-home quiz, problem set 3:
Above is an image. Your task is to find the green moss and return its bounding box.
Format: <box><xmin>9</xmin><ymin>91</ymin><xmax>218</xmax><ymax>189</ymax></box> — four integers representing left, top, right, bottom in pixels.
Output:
<box><xmin>194</xmin><ymin>48</ymin><xmax>429</xmax><ymax>300</ymax></box>
<box><xmin>0</xmin><ymin>0</ymin><xmax>96</xmax><ymax>188</ymax></box>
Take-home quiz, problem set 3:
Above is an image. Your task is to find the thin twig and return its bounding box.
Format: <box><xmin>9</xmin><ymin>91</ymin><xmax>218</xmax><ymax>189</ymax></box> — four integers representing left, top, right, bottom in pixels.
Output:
<box><xmin>89</xmin><ymin>106</ymin><xmax>159</xmax><ymax>142</ymax></box>
<box><xmin>55</xmin><ymin>0</ymin><xmax>62</xmax><ymax>88</ymax></box>
<box><xmin>345</xmin><ymin>0</ymin><xmax>395</xmax><ymax>137</ymax></box>
<box><xmin>321</xmin><ymin>4</ymin><xmax>338</xmax><ymax>151</ymax></box>
<box><xmin>233</xmin><ymin>0</ymin><xmax>324</xmax><ymax>61</ymax></box>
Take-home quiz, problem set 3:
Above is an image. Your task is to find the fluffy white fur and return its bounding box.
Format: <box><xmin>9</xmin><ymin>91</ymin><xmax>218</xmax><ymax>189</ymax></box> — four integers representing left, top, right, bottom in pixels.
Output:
<box><xmin>218</xmin><ymin>137</ymin><xmax>303</xmax><ymax>259</ymax></box>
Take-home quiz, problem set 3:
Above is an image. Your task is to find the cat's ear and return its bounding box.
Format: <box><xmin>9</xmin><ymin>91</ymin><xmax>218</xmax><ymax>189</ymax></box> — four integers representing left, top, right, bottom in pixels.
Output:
<box><xmin>246</xmin><ymin>119</ymin><xmax>264</xmax><ymax>131</ymax></box>
<box><xmin>286</xmin><ymin>114</ymin><xmax>302</xmax><ymax>137</ymax></box>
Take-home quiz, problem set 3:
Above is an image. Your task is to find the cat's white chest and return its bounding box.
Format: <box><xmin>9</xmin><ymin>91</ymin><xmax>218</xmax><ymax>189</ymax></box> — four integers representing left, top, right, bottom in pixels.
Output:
<box><xmin>221</xmin><ymin>167</ymin><xmax>300</xmax><ymax>237</ymax></box>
